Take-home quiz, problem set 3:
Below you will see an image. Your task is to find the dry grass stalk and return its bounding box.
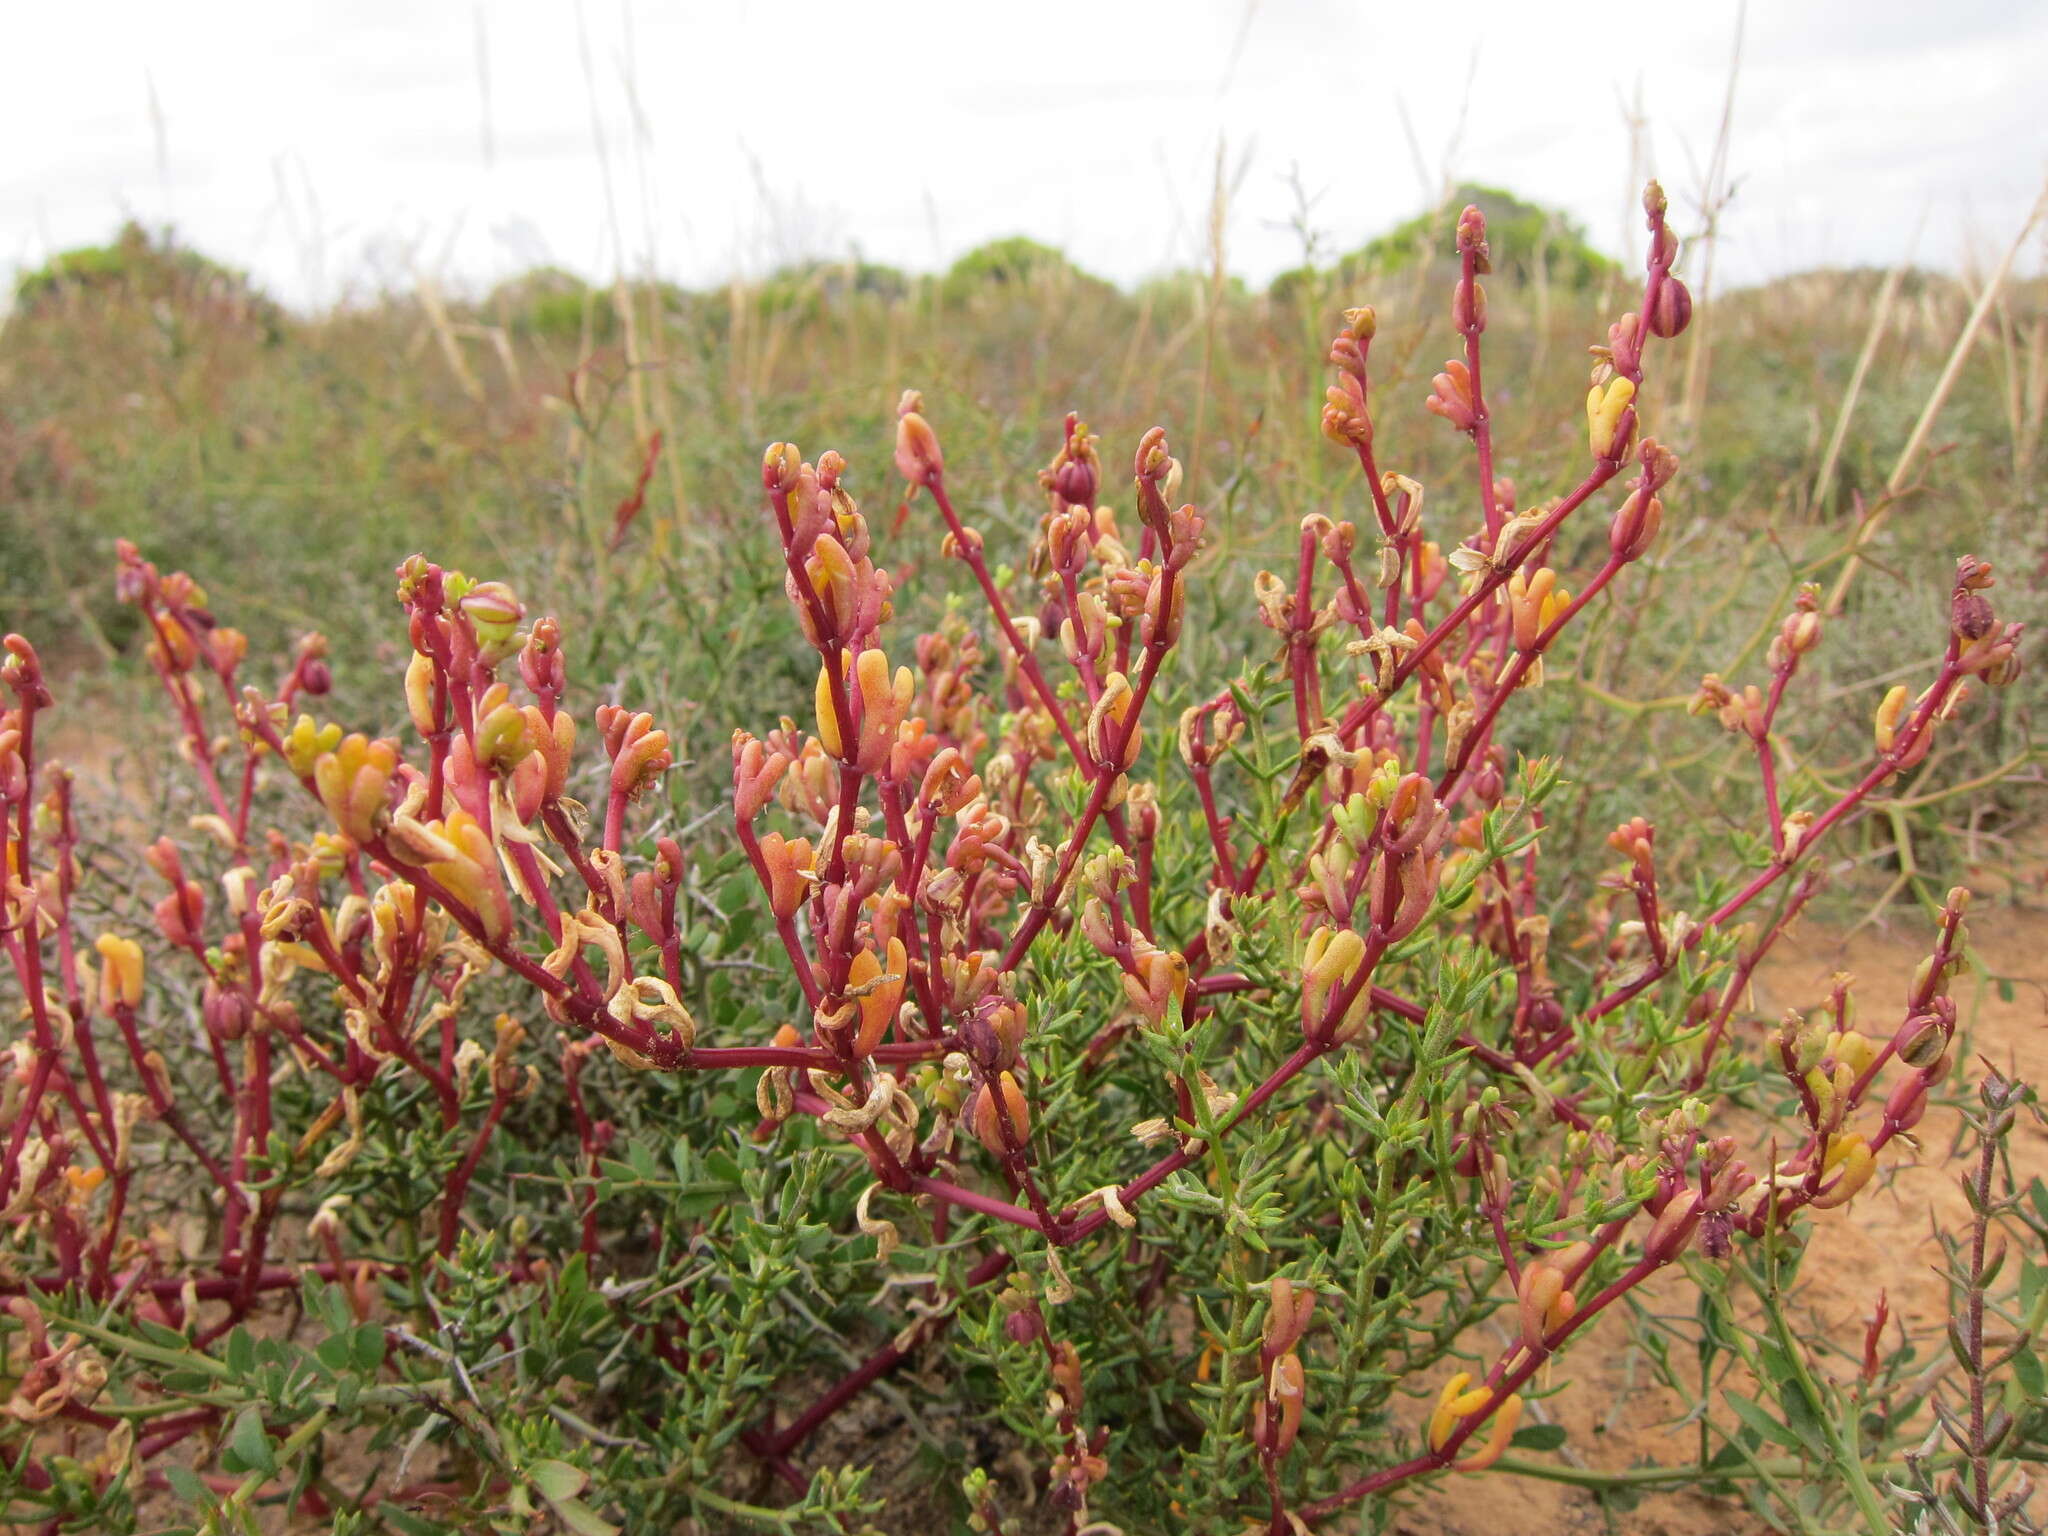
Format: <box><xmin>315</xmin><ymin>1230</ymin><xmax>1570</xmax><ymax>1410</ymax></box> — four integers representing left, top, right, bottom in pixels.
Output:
<box><xmin>1827</xmin><ymin>174</ymin><xmax>2048</xmax><ymax>612</ymax></box>
<box><xmin>414</xmin><ymin>273</ymin><xmax>486</xmax><ymax>404</ymax></box>
<box><xmin>1809</xmin><ymin>264</ymin><xmax>1906</xmax><ymax>518</ymax></box>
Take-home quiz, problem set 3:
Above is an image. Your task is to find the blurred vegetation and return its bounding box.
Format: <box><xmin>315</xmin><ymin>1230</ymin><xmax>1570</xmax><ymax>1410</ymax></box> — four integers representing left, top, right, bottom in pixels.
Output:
<box><xmin>3</xmin><ymin>205</ymin><xmax>2041</xmax><ymax>909</ymax></box>
<box><xmin>940</xmin><ymin>235</ymin><xmax>1113</xmax><ymax>305</ymax></box>
<box><xmin>1351</xmin><ymin>181</ymin><xmax>1619</xmax><ymax>288</ymax></box>
<box><xmin>484</xmin><ymin>264</ymin><xmax>615</xmax><ymax>341</ymax></box>
<box><xmin>1271</xmin><ymin>182</ymin><xmax>1619</xmax><ymax>310</ymax></box>
<box><xmin>10</xmin><ymin>220</ymin><xmax>283</xmax><ymax>332</ymax></box>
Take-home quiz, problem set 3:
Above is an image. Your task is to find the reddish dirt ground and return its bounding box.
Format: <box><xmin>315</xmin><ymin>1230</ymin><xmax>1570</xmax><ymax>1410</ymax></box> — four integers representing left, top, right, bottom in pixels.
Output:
<box><xmin>1410</xmin><ymin>890</ymin><xmax>2048</xmax><ymax>1536</ymax></box>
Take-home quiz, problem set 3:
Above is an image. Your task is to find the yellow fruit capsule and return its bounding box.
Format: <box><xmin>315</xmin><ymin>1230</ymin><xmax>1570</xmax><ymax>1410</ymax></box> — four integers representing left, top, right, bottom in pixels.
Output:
<box><xmin>405</xmin><ymin>651</ymin><xmax>439</xmax><ymax>736</ymax></box>
<box><xmin>1828</xmin><ymin>1029</ymin><xmax>1876</xmax><ymax>1077</ymax></box>
<box><xmin>1873</xmin><ymin>684</ymin><xmax>1909</xmax><ymax>752</ymax></box>
<box><xmin>1455</xmin><ymin>1392</ymin><xmax>1524</xmax><ymax>1471</ymax></box>
<box><xmin>93</xmin><ymin>933</ymin><xmax>145</xmax><ymax>1012</ymax></box>
<box><xmin>815</xmin><ymin>659</ymin><xmax>845</xmax><ymax>758</ymax></box>
<box><xmin>1813</xmin><ymin>1138</ymin><xmax>1876</xmax><ymax>1209</ymax></box>
<box><xmin>1428</xmin><ymin>1372</ymin><xmax>1473</xmax><ymax>1451</ymax></box>
<box><xmin>1303</xmin><ymin>927</ymin><xmax>1366</xmax><ymax>989</ymax></box>
<box><xmin>853</xmin><ymin>648</ymin><xmax>914</xmax><ymax>772</ymax></box>
<box><xmin>281</xmin><ymin>715</ymin><xmax>342</xmax><ymax>779</ymax></box>
<box><xmin>846</xmin><ymin>935</ymin><xmax>907</xmax><ymax>1057</ymax></box>
<box><xmin>1586</xmin><ymin>377</ymin><xmax>1637</xmax><ymax>459</ymax></box>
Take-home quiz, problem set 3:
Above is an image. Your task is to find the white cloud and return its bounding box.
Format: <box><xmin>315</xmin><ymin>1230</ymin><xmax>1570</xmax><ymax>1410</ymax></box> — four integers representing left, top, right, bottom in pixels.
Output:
<box><xmin>2</xmin><ymin>0</ymin><xmax>2040</xmax><ymax>308</ymax></box>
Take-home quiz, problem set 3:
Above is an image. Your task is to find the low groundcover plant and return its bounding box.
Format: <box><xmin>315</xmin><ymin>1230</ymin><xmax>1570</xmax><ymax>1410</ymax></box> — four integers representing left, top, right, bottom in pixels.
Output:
<box><xmin>1</xmin><ymin>185</ymin><xmax>2037</xmax><ymax>1534</ymax></box>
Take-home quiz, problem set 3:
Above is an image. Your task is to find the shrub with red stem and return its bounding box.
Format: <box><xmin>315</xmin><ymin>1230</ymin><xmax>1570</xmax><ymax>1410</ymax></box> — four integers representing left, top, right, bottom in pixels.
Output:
<box><xmin>0</xmin><ymin>182</ymin><xmax>2028</xmax><ymax>1533</ymax></box>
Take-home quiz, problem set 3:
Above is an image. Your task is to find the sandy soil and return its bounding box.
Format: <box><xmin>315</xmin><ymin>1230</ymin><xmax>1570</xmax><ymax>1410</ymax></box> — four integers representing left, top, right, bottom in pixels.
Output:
<box><xmin>1411</xmin><ymin>890</ymin><xmax>2048</xmax><ymax>1536</ymax></box>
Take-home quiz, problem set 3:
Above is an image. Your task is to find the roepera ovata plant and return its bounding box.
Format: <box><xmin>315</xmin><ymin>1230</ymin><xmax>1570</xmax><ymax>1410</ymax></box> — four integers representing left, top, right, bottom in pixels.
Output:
<box><xmin>0</xmin><ymin>183</ymin><xmax>2027</xmax><ymax>1533</ymax></box>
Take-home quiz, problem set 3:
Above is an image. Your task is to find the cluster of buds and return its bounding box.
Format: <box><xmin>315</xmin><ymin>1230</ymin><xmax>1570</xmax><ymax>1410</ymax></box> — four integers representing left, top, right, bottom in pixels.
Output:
<box><xmin>1424</xmin><ymin>357</ymin><xmax>1478</xmax><ymax>435</ymax></box>
<box><xmin>0</xmin><ymin>527</ymin><xmax>738</xmax><ymax>1477</ymax></box>
<box><xmin>1322</xmin><ymin>308</ymin><xmax>1379</xmax><ymax>447</ymax></box>
<box><xmin>1738</xmin><ymin>888</ymin><xmax>1969</xmax><ymax>1231</ymax></box>
<box><xmin>1292</xmin><ymin>771</ymin><xmax>1444</xmax><ymax>1044</ymax></box>
<box><xmin>727</xmin><ymin>390</ymin><xmax>1219</xmax><ymax>1259</ymax></box>
<box><xmin>1951</xmin><ymin>557</ymin><xmax>2023</xmax><ymax>686</ymax></box>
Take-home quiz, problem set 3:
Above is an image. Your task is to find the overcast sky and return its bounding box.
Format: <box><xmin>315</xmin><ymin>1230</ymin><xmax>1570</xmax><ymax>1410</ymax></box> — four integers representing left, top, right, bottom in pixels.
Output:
<box><xmin>4</xmin><ymin>0</ymin><xmax>2043</xmax><ymax>310</ymax></box>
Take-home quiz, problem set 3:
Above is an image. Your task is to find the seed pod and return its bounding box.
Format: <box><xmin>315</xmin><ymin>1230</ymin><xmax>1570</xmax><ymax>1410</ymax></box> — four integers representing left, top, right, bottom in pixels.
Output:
<box><xmin>460</xmin><ymin>581</ymin><xmax>524</xmax><ymax>658</ymax></box>
<box><xmin>1828</xmin><ymin>1029</ymin><xmax>1876</xmax><ymax>1077</ymax></box>
<box><xmin>756</xmin><ymin>1065</ymin><xmax>793</xmax><ymax>1122</ymax></box>
<box><xmin>1648</xmin><ymin>277</ymin><xmax>1693</xmax><ymax>339</ymax></box>
<box><xmin>1895</xmin><ymin>1012</ymin><xmax>1948</xmax><ymax>1069</ymax></box>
